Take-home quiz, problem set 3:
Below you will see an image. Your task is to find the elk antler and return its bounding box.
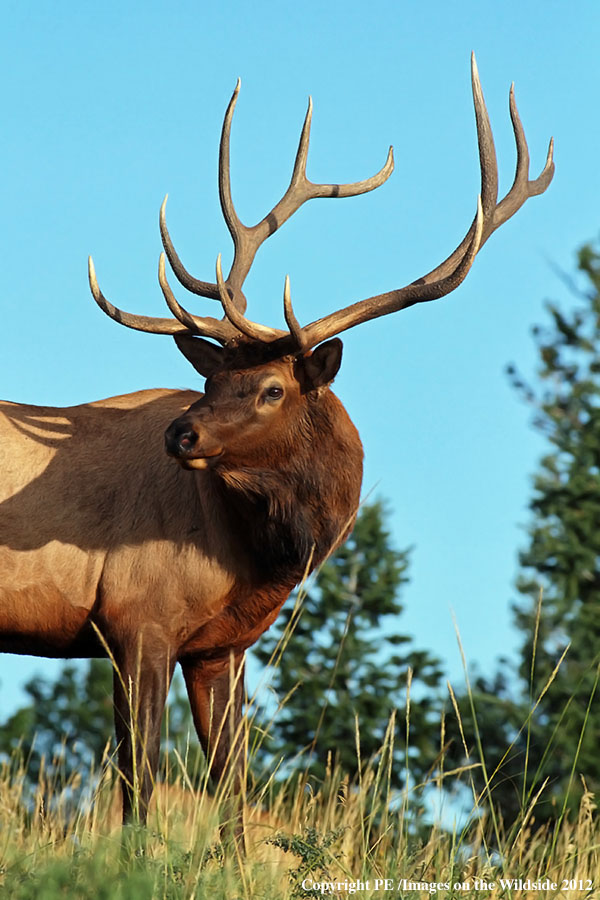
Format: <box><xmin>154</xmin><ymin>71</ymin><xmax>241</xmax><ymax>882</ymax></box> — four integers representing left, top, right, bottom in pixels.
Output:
<box><xmin>292</xmin><ymin>54</ymin><xmax>554</xmax><ymax>350</ymax></box>
<box><xmin>160</xmin><ymin>83</ymin><xmax>394</xmax><ymax>314</ymax></box>
<box><xmin>88</xmin><ymin>78</ymin><xmax>393</xmax><ymax>345</ymax></box>
<box><xmin>87</xmin><ymin>254</ymin><xmax>240</xmax><ymax>343</ymax></box>
<box><xmin>88</xmin><ymin>55</ymin><xmax>553</xmax><ymax>351</ymax></box>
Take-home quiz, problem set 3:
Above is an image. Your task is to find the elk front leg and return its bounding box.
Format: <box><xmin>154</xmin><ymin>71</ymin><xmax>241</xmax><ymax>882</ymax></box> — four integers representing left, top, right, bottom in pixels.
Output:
<box><xmin>181</xmin><ymin>653</ymin><xmax>246</xmax><ymax>842</ymax></box>
<box><xmin>112</xmin><ymin>632</ymin><xmax>174</xmax><ymax>825</ymax></box>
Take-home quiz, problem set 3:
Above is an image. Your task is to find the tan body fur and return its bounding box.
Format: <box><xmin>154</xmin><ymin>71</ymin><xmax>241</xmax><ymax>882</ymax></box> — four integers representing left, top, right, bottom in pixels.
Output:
<box><xmin>0</xmin><ymin>390</ymin><xmax>233</xmax><ymax>657</ymax></box>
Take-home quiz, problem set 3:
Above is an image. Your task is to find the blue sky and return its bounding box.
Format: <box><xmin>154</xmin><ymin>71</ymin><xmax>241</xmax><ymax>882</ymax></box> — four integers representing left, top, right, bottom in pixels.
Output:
<box><xmin>1</xmin><ymin>0</ymin><xmax>599</xmax><ymax>713</ymax></box>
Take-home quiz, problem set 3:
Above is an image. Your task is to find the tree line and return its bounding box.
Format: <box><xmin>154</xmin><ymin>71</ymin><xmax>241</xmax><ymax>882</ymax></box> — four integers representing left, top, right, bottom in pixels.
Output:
<box><xmin>1</xmin><ymin>239</ymin><xmax>599</xmax><ymax>828</ymax></box>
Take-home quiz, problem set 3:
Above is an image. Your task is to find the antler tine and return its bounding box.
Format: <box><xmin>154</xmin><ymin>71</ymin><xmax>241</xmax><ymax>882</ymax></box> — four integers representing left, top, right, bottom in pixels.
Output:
<box><xmin>215</xmin><ymin>254</ymin><xmax>284</xmax><ymax>343</ymax></box>
<box><xmin>471</xmin><ymin>53</ymin><xmax>499</xmax><ymax>227</ymax></box>
<box><xmin>283</xmin><ymin>275</ymin><xmax>308</xmax><ymax>351</ymax></box>
<box><xmin>159</xmin><ymin>196</ymin><xmax>221</xmax><ymax>301</ymax></box>
<box><xmin>218</xmin><ymin>80</ymin><xmax>244</xmax><ymax>256</ymax></box>
<box><xmin>494</xmin><ymin>85</ymin><xmax>555</xmax><ymax>224</ymax></box>
<box><xmin>158</xmin><ymin>82</ymin><xmax>247</xmax><ymax>309</ymax></box>
<box><xmin>290</xmin><ymin>97</ymin><xmax>313</xmax><ymax>187</ymax></box>
<box><xmin>158</xmin><ymin>253</ymin><xmax>238</xmax><ymax>344</ymax></box>
<box><xmin>88</xmin><ymin>257</ymin><xmax>191</xmax><ymax>336</ymax></box>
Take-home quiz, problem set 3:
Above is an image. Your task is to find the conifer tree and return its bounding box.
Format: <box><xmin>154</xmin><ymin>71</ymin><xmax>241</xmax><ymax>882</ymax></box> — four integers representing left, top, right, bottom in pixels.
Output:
<box><xmin>447</xmin><ymin>240</ymin><xmax>600</xmax><ymax>823</ymax></box>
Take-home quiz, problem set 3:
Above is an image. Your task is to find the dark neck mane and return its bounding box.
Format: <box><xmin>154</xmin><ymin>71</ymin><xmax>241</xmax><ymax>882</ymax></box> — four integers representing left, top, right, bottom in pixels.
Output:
<box><xmin>214</xmin><ymin>391</ymin><xmax>363</xmax><ymax>586</ymax></box>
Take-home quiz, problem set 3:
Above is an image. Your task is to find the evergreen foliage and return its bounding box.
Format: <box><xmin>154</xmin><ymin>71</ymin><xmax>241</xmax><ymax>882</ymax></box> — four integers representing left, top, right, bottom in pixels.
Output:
<box><xmin>252</xmin><ymin>500</ymin><xmax>444</xmax><ymax>790</ymax></box>
<box><xmin>446</xmin><ymin>241</ymin><xmax>600</xmax><ymax>824</ymax></box>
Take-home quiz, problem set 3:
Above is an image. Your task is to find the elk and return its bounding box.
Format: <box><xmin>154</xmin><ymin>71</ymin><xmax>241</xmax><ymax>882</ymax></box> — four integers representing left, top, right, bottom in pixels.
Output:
<box><xmin>0</xmin><ymin>56</ymin><xmax>553</xmax><ymax>832</ymax></box>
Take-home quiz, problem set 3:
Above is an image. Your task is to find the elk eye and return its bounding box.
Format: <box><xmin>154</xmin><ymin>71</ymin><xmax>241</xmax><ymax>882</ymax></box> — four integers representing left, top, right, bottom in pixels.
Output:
<box><xmin>265</xmin><ymin>385</ymin><xmax>284</xmax><ymax>401</ymax></box>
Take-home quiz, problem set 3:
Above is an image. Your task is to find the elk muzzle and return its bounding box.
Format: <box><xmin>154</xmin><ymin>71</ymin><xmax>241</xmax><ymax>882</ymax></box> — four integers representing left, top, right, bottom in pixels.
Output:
<box><xmin>164</xmin><ymin>418</ymin><xmax>223</xmax><ymax>469</ymax></box>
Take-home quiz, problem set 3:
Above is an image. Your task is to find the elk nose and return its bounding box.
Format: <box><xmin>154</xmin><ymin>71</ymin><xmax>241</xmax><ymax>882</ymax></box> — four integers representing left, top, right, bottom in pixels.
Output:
<box><xmin>164</xmin><ymin>423</ymin><xmax>198</xmax><ymax>456</ymax></box>
<box><xmin>177</xmin><ymin>430</ymin><xmax>197</xmax><ymax>451</ymax></box>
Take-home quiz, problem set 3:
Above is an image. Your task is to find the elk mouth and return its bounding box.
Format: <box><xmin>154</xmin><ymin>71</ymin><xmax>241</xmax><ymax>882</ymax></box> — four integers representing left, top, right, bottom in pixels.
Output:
<box><xmin>177</xmin><ymin>450</ymin><xmax>223</xmax><ymax>471</ymax></box>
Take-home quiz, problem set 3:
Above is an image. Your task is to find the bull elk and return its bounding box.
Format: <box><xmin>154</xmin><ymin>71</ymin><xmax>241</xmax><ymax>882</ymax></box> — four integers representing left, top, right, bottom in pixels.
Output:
<box><xmin>0</xmin><ymin>56</ymin><xmax>553</xmax><ymax>832</ymax></box>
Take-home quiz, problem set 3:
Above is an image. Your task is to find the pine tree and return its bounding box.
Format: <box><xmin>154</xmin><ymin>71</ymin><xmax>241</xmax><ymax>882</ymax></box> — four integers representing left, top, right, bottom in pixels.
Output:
<box><xmin>446</xmin><ymin>240</ymin><xmax>600</xmax><ymax>824</ymax></box>
<box><xmin>252</xmin><ymin>500</ymin><xmax>443</xmax><ymax>790</ymax></box>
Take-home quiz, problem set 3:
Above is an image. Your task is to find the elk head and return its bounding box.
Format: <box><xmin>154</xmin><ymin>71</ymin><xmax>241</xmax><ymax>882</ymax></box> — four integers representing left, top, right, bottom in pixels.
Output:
<box><xmin>163</xmin><ymin>338</ymin><xmax>343</xmax><ymax>470</ymax></box>
<box><xmin>88</xmin><ymin>55</ymin><xmax>554</xmax><ymax>472</ymax></box>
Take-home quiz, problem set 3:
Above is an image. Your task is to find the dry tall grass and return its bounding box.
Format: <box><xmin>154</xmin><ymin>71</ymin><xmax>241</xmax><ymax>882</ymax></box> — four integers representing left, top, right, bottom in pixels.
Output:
<box><xmin>0</xmin><ymin>705</ymin><xmax>598</xmax><ymax>899</ymax></box>
<box><xmin>1</xmin><ymin>593</ymin><xmax>598</xmax><ymax>896</ymax></box>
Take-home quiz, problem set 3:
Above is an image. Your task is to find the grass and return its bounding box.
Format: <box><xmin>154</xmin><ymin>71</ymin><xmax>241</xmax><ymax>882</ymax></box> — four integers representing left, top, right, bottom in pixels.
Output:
<box><xmin>0</xmin><ymin>708</ymin><xmax>599</xmax><ymax>899</ymax></box>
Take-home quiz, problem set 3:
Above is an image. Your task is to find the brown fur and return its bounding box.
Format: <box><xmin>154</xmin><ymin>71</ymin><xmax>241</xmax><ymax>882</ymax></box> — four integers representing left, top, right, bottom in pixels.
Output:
<box><xmin>0</xmin><ymin>345</ymin><xmax>363</xmax><ymax>832</ymax></box>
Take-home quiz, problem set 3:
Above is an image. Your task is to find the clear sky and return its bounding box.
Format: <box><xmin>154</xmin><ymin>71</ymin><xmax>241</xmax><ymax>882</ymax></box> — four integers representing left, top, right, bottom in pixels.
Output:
<box><xmin>1</xmin><ymin>0</ymin><xmax>599</xmax><ymax>714</ymax></box>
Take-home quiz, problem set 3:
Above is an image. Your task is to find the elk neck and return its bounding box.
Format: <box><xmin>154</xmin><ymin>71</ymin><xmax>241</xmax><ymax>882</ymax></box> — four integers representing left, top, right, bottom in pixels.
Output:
<box><xmin>202</xmin><ymin>387</ymin><xmax>364</xmax><ymax>588</ymax></box>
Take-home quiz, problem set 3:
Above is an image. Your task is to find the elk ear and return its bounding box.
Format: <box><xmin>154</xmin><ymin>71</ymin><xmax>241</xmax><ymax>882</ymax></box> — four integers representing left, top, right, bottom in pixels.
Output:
<box><xmin>174</xmin><ymin>335</ymin><xmax>225</xmax><ymax>377</ymax></box>
<box><xmin>300</xmin><ymin>338</ymin><xmax>343</xmax><ymax>391</ymax></box>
